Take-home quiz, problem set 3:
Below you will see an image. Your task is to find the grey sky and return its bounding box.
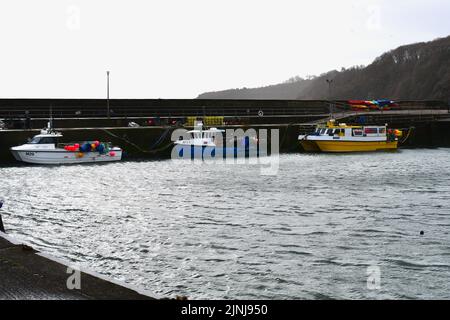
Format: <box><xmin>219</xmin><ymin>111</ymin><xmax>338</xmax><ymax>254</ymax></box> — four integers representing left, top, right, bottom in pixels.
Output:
<box><xmin>0</xmin><ymin>0</ymin><xmax>449</xmax><ymax>98</ymax></box>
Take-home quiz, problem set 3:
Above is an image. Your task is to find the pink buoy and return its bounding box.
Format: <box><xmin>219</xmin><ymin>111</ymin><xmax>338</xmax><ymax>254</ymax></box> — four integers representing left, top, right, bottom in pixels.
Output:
<box><xmin>109</xmin><ymin>151</ymin><xmax>116</xmax><ymax>157</ymax></box>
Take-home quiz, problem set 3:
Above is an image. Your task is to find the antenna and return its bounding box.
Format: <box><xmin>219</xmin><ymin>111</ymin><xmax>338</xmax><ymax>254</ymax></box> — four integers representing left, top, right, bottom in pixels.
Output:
<box><xmin>48</xmin><ymin>104</ymin><xmax>54</xmax><ymax>132</ymax></box>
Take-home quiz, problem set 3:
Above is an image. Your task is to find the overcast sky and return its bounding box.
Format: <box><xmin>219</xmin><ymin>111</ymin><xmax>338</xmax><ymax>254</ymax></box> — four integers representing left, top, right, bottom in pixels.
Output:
<box><xmin>0</xmin><ymin>0</ymin><xmax>449</xmax><ymax>99</ymax></box>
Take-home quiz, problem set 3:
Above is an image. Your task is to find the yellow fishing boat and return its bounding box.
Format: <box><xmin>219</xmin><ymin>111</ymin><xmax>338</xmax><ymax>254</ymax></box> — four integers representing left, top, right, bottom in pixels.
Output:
<box><xmin>298</xmin><ymin>120</ymin><xmax>402</xmax><ymax>153</ymax></box>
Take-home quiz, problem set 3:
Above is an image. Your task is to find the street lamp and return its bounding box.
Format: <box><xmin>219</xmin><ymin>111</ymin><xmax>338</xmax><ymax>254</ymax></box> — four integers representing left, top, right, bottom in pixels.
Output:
<box><xmin>107</xmin><ymin>71</ymin><xmax>110</xmax><ymax>119</ymax></box>
<box><xmin>326</xmin><ymin>79</ymin><xmax>334</xmax><ymax>119</ymax></box>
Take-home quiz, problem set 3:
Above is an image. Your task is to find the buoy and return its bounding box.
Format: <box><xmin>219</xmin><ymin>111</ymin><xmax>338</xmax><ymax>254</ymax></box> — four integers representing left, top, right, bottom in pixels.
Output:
<box><xmin>420</xmin><ymin>231</ymin><xmax>424</xmax><ymax>236</ymax></box>
<box><xmin>109</xmin><ymin>151</ymin><xmax>116</xmax><ymax>157</ymax></box>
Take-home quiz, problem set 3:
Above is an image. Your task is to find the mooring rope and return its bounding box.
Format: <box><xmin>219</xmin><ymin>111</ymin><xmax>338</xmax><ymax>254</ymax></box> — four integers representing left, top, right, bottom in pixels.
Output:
<box><xmin>148</xmin><ymin>128</ymin><xmax>171</xmax><ymax>150</ymax></box>
<box><xmin>399</xmin><ymin>126</ymin><xmax>415</xmax><ymax>145</ymax></box>
<box><xmin>280</xmin><ymin>123</ymin><xmax>295</xmax><ymax>149</ymax></box>
<box><xmin>100</xmin><ymin>128</ymin><xmax>174</xmax><ymax>154</ymax></box>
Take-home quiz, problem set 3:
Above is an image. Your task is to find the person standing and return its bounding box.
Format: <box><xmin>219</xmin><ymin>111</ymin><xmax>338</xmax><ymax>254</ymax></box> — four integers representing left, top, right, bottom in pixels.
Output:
<box><xmin>0</xmin><ymin>199</ymin><xmax>5</xmax><ymax>233</ymax></box>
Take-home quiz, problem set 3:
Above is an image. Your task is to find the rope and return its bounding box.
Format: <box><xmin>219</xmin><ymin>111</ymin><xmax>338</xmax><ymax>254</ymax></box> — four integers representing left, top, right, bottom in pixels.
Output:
<box><xmin>100</xmin><ymin>128</ymin><xmax>174</xmax><ymax>154</ymax></box>
<box><xmin>148</xmin><ymin>128</ymin><xmax>171</xmax><ymax>150</ymax></box>
<box><xmin>399</xmin><ymin>127</ymin><xmax>415</xmax><ymax>144</ymax></box>
<box><xmin>280</xmin><ymin>123</ymin><xmax>294</xmax><ymax>149</ymax></box>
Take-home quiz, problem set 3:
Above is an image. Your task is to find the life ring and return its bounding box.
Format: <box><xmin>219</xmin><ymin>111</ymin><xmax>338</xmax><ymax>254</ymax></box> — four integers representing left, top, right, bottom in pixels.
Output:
<box><xmin>258</xmin><ymin>110</ymin><xmax>264</xmax><ymax>117</ymax></box>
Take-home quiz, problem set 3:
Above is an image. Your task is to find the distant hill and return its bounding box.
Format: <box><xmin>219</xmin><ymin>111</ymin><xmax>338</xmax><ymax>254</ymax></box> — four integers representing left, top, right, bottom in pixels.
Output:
<box><xmin>197</xmin><ymin>36</ymin><xmax>450</xmax><ymax>101</ymax></box>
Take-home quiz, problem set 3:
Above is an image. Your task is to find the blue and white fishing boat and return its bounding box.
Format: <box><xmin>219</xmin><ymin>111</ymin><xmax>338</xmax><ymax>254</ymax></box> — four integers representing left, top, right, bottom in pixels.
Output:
<box><xmin>174</xmin><ymin>121</ymin><xmax>257</xmax><ymax>159</ymax></box>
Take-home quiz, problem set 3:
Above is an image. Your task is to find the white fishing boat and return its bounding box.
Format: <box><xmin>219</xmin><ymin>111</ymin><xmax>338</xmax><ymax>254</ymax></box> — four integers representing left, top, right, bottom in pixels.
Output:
<box><xmin>175</xmin><ymin>122</ymin><xmax>224</xmax><ymax>147</ymax></box>
<box><xmin>174</xmin><ymin>121</ymin><xmax>225</xmax><ymax>158</ymax></box>
<box><xmin>10</xmin><ymin>125</ymin><xmax>122</xmax><ymax>165</ymax></box>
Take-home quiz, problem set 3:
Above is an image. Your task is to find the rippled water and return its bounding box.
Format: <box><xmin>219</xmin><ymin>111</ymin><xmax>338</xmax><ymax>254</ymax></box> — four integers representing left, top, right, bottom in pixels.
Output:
<box><xmin>1</xmin><ymin>149</ymin><xmax>450</xmax><ymax>299</ymax></box>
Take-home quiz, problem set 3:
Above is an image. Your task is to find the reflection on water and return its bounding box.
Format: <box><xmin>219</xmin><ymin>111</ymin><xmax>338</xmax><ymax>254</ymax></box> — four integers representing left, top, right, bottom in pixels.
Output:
<box><xmin>1</xmin><ymin>149</ymin><xmax>450</xmax><ymax>299</ymax></box>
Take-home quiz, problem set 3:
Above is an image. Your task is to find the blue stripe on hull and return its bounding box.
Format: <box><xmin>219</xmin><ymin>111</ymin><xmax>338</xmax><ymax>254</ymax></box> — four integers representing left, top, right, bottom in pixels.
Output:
<box><xmin>175</xmin><ymin>145</ymin><xmax>258</xmax><ymax>159</ymax></box>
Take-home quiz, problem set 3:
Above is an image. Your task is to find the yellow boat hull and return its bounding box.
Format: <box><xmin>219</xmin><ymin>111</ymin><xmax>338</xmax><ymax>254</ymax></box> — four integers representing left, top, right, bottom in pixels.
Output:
<box><xmin>314</xmin><ymin>140</ymin><xmax>398</xmax><ymax>153</ymax></box>
<box><xmin>300</xmin><ymin>140</ymin><xmax>321</xmax><ymax>152</ymax></box>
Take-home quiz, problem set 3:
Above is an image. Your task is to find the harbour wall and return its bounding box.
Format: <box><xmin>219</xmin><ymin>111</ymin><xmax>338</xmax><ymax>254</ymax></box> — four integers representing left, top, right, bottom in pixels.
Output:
<box><xmin>1</xmin><ymin>98</ymin><xmax>447</xmax><ymax>119</ymax></box>
<box><xmin>0</xmin><ymin>231</ymin><xmax>155</xmax><ymax>299</ymax></box>
<box><xmin>1</xmin><ymin>120</ymin><xmax>450</xmax><ymax>164</ymax></box>
<box><xmin>1</xmin><ymin>98</ymin><xmax>450</xmax><ymax>164</ymax></box>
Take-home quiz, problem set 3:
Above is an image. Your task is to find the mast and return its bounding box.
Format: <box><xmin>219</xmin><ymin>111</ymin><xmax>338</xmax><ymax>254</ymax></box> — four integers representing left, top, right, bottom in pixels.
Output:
<box><xmin>107</xmin><ymin>71</ymin><xmax>110</xmax><ymax>119</ymax></box>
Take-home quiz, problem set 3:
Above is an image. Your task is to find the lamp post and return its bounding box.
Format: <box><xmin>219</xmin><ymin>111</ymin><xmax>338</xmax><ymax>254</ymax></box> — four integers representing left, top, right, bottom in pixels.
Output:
<box><xmin>107</xmin><ymin>71</ymin><xmax>110</xmax><ymax>119</ymax></box>
<box><xmin>326</xmin><ymin>79</ymin><xmax>334</xmax><ymax>119</ymax></box>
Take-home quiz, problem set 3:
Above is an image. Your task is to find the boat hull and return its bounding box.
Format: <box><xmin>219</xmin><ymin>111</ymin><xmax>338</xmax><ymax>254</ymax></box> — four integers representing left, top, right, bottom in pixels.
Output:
<box><xmin>10</xmin><ymin>148</ymin><xmax>122</xmax><ymax>165</ymax></box>
<box><xmin>174</xmin><ymin>145</ymin><xmax>258</xmax><ymax>159</ymax></box>
<box><xmin>299</xmin><ymin>140</ymin><xmax>321</xmax><ymax>152</ymax></box>
<box><xmin>312</xmin><ymin>140</ymin><xmax>398</xmax><ymax>153</ymax></box>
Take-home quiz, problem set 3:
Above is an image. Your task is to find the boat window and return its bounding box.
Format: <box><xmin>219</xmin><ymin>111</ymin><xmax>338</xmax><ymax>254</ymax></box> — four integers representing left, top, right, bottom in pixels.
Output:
<box><xmin>327</xmin><ymin>129</ymin><xmax>333</xmax><ymax>136</ymax></box>
<box><xmin>38</xmin><ymin>137</ymin><xmax>57</xmax><ymax>144</ymax></box>
<box><xmin>28</xmin><ymin>136</ymin><xmax>41</xmax><ymax>144</ymax></box>
<box><xmin>352</xmin><ymin>129</ymin><xmax>363</xmax><ymax>136</ymax></box>
<box><xmin>320</xmin><ymin>129</ymin><xmax>326</xmax><ymax>135</ymax></box>
<box><xmin>379</xmin><ymin>128</ymin><xmax>386</xmax><ymax>134</ymax></box>
<box><xmin>364</xmin><ymin>128</ymin><xmax>378</xmax><ymax>134</ymax></box>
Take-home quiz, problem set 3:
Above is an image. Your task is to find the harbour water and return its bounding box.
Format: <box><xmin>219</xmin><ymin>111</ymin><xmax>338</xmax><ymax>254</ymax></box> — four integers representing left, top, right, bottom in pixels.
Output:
<box><xmin>1</xmin><ymin>149</ymin><xmax>450</xmax><ymax>299</ymax></box>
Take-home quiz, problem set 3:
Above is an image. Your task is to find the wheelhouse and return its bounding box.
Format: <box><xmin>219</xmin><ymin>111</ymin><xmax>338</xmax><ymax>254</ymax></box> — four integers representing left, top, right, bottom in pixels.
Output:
<box><xmin>312</xmin><ymin>124</ymin><xmax>387</xmax><ymax>138</ymax></box>
<box><xmin>28</xmin><ymin>135</ymin><xmax>60</xmax><ymax>145</ymax></box>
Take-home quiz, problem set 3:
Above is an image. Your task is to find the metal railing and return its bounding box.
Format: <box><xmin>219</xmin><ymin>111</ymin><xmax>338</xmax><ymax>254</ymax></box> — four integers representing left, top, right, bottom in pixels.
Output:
<box><xmin>1</xmin><ymin>99</ymin><xmax>448</xmax><ymax>120</ymax></box>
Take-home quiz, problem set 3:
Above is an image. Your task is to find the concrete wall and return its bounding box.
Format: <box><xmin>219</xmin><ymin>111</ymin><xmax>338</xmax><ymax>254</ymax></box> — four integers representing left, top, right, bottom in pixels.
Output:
<box><xmin>1</xmin><ymin>98</ymin><xmax>447</xmax><ymax>119</ymax></box>
<box><xmin>0</xmin><ymin>98</ymin><xmax>331</xmax><ymax>118</ymax></box>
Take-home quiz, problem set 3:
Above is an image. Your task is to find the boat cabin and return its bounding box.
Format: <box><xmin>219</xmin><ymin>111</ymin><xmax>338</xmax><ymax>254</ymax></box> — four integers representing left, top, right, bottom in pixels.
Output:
<box><xmin>187</xmin><ymin>128</ymin><xmax>224</xmax><ymax>140</ymax></box>
<box><xmin>312</xmin><ymin>123</ymin><xmax>388</xmax><ymax>138</ymax></box>
<box><xmin>26</xmin><ymin>131</ymin><xmax>63</xmax><ymax>148</ymax></box>
<box><xmin>175</xmin><ymin>120</ymin><xmax>226</xmax><ymax>147</ymax></box>
<box><xmin>28</xmin><ymin>135</ymin><xmax>59</xmax><ymax>145</ymax></box>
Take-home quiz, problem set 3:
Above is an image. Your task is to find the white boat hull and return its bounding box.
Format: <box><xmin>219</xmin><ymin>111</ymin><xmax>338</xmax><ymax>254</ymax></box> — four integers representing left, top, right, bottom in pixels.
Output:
<box><xmin>10</xmin><ymin>148</ymin><xmax>122</xmax><ymax>165</ymax></box>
